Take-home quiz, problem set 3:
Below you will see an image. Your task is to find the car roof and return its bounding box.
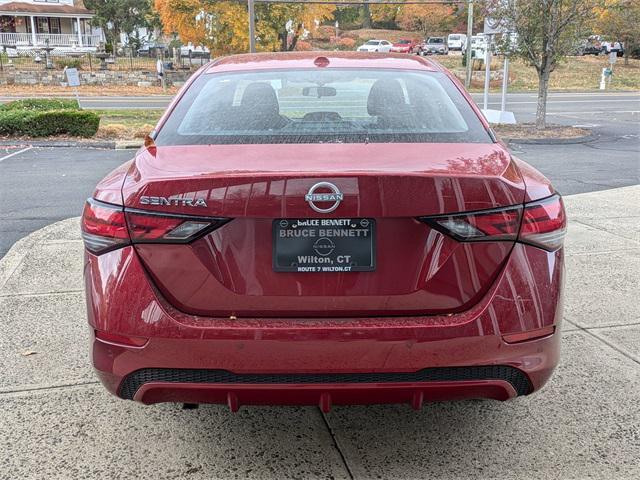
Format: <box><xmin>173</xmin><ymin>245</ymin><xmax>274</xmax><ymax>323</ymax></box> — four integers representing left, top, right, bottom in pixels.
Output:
<box><xmin>205</xmin><ymin>52</ymin><xmax>440</xmax><ymax>74</ymax></box>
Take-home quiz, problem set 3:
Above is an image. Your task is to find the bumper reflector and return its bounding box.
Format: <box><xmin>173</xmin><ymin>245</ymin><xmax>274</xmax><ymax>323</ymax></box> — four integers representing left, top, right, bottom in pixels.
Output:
<box><xmin>503</xmin><ymin>326</ymin><xmax>555</xmax><ymax>344</ymax></box>
<box><xmin>95</xmin><ymin>330</ymin><xmax>148</xmax><ymax>348</ymax></box>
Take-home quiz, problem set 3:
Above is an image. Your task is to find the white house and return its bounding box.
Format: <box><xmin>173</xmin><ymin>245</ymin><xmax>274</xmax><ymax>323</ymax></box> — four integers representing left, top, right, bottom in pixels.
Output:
<box><xmin>0</xmin><ymin>0</ymin><xmax>102</xmax><ymax>52</ymax></box>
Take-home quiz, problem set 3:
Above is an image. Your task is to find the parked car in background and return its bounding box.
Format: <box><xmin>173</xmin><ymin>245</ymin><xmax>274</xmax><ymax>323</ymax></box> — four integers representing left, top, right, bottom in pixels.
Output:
<box><xmin>180</xmin><ymin>43</ymin><xmax>210</xmax><ymax>58</ymax></box>
<box><xmin>470</xmin><ymin>35</ymin><xmax>488</xmax><ymax>59</ymax></box>
<box><xmin>419</xmin><ymin>37</ymin><xmax>448</xmax><ymax>56</ymax></box>
<box><xmin>137</xmin><ymin>43</ymin><xmax>168</xmax><ymax>57</ymax></box>
<box><xmin>447</xmin><ymin>33</ymin><xmax>467</xmax><ymax>51</ymax></box>
<box><xmin>357</xmin><ymin>39</ymin><xmax>393</xmax><ymax>53</ymax></box>
<box><xmin>390</xmin><ymin>39</ymin><xmax>419</xmax><ymax>54</ymax></box>
<box><xmin>574</xmin><ymin>39</ymin><xmax>604</xmax><ymax>56</ymax></box>
<box><xmin>602</xmin><ymin>41</ymin><xmax>625</xmax><ymax>57</ymax></box>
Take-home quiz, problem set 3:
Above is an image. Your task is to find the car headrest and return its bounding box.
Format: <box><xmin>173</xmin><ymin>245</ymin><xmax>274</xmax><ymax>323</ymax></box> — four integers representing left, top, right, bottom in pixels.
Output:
<box><xmin>241</xmin><ymin>82</ymin><xmax>280</xmax><ymax>116</ymax></box>
<box><xmin>367</xmin><ymin>78</ymin><xmax>406</xmax><ymax>116</ymax></box>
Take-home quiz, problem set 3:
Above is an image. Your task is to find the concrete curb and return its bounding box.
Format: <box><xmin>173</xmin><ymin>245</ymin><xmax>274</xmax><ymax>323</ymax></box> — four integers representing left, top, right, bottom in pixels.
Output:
<box><xmin>505</xmin><ymin>132</ymin><xmax>598</xmax><ymax>146</ymax></box>
<box><xmin>0</xmin><ymin>140</ymin><xmax>143</xmax><ymax>149</ymax></box>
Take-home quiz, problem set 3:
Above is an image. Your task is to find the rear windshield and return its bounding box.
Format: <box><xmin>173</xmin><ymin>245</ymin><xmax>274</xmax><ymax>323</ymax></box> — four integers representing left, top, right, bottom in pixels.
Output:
<box><xmin>156</xmin><ymin>69</ymin><xmax>491</xmax><ymax>146</ymax></box>
<box><xmin>428</xmin><ymin>38</ymin><xmax>445</xmax><ymax>44</ymax></box>
<box><xmin>449</xmin><ymin>35</ymin><xmax>461</xmax><ymax>40</ymax></box>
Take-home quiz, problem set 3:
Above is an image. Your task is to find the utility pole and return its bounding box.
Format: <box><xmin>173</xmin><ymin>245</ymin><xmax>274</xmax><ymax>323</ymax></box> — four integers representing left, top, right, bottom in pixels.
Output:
<box><xmin>248</xmin><ymin>0</ymin><xmax>256</xmax><ymax>53</ymax></box>
<box><xmin>465</xmin><ymin>0</ymin><xmax>474</xmax><ymax>88</ymax></box>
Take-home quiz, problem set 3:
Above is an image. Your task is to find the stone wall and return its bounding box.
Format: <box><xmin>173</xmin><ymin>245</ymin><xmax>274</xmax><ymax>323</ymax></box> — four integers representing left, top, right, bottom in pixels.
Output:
<box><xmin>0</xmin><ymin>69</ymin><xmax>192</xmax><ymax>87</ymax></box>
<box><xmin>0</xmin><ymin>67</ymin><xmax>505</xmax><ymax>88</ymax></box>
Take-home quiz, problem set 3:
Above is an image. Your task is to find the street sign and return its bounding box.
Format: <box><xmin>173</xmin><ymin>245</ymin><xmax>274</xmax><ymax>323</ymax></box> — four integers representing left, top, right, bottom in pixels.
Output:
<box><xmin>484</xmin><ymin>17</ymin><xmax>510</xmax><ymax>35</ymax></box>
<box><xmin>63</xmin><ymin>67</ymin><xmax>81</xmax><ymax>108</ymax></box>
<box><xmin>65</xmin><ymin>67</ymin><xmax>80</xmax><ymax>87</ymax></box>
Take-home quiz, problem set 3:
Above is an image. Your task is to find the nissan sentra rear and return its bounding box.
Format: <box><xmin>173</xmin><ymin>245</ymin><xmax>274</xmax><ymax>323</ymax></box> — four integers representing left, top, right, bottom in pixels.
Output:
<box><xmin>83</xmin><ymin>52</ymin><xmax>565</xmax><ymax>411</ymax></box>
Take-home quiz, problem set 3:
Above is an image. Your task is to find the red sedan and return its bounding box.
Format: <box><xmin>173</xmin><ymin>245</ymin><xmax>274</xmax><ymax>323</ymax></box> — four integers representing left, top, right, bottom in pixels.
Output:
<box><xmin>389</xmin><ymin>39</ymin><xmax>419</xmax><ymax>53</ymax></box>
<box><xmin>83</xmin><ymin>52</ymin><xmax>565</xmax><ymax>411</ymax></box>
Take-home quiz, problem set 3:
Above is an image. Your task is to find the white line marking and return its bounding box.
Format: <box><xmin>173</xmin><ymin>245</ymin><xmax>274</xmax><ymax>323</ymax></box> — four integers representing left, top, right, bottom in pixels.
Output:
<box><xmin>548</xmin><ymin>110</ymin><xmax>639</xmax><ymax>115</ymax></box>
<box><xmin>0</xmin><ymin>146</ymin><xmax>32</xmax><ymax>163</ymax></box>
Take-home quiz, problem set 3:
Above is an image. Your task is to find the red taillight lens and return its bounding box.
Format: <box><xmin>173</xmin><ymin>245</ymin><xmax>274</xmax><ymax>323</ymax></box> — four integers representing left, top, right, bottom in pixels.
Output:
<box><xmin>422</xmin><ymin>206</ymin><xmax>522</xmax><ymax>242</ymax></box>
<box><xmin>125</xmin><ymin>210</ymin><xmax>227</xmax><ymax>243</ymax></box>
<box><xmin>519</xmin><ymin>195</ymin><xmax>566</xmax><ymax>251</ymax></box>
<box><xmin>81</xmin><ymin>199</ymin><xmax>130</xmax><ymax>254</ymax></box>
<box><xmin>82</xmin><ymin>198</ymin><xmax>231</xmax><ymax>255</ymax></box>
<box><xmin>420</xmin><ymin>194</ymin><xmax>566</xmax><ymax>251</ymax></box>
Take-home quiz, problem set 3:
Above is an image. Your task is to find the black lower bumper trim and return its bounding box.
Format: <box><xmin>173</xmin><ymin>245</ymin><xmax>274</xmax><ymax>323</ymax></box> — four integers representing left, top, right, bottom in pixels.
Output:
<box><xmin>118</xmin><ymin>366</ymin><xmax>532</xmax><ymax>400</ymax></box>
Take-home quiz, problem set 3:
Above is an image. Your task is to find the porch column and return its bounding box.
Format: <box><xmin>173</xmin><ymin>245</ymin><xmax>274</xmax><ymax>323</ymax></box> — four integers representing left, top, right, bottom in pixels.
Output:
<box><xmin>29</xmin><ymin>16</ymin><xmax>37</xmax><ymax>45</ymax></box>
<box><xmin>76</xmin><ymin>17</ymin><xmax>83</xmax><ymax>47</ymax></box>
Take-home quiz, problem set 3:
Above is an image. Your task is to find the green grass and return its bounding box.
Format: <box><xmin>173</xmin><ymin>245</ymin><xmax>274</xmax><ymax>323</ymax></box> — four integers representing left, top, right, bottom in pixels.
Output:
<box><xmin>92</xmin><ymin>109</ymin><xmax>162</xmax><ymax>128</ymax></box>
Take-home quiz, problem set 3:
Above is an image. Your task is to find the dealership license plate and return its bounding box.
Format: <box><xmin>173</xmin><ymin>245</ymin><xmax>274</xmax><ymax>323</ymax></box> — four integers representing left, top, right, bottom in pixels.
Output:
<box><xmin>273</xmin><ymin>218</ymin><xmax>375</xmax><ymax>273</ymax></box>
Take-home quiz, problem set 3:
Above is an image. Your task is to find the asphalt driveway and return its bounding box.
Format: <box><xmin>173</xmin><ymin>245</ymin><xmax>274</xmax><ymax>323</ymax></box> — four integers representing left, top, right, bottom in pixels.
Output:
<box><xmin>0</xmin><ymin>185</ymin><xmax>638</xmax><ymax>480</ymax></box>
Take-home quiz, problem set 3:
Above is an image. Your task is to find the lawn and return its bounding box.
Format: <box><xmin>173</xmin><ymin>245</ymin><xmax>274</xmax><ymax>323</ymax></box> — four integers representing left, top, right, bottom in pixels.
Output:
<box><xmin>92</xmin><ymin>109</ymin><xmax>162</xmax><ymax>140</ymax></box>
<box><xmin>435</xmin><ymin>54</ymin><xmax>640</xmax><ymax>92</ymax></box>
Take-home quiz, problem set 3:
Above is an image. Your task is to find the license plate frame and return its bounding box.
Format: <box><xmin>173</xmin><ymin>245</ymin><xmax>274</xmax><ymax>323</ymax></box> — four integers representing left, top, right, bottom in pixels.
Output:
<box><xmin>273</xmin><ymin>218</ymin><xmax>376</xmax><ymax>273</ymax></box>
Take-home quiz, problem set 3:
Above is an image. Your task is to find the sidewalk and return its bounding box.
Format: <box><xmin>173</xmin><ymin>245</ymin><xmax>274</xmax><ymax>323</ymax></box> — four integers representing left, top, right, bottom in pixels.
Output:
<box><xmin>0</xmin><ymin>185</ymin><xmax>638</xmax><ymax>479</ymax></box>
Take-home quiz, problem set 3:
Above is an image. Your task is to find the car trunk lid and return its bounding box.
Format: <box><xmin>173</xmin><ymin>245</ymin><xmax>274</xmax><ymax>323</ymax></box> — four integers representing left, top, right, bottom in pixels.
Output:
<box><xmin>123</xmin><ymin>143</ymin><xmax>525</xmax><ymax>318</ymax></box>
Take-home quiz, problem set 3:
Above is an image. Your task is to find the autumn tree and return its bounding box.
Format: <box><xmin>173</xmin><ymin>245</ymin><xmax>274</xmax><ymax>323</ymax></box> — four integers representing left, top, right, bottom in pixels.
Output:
<box><xmin>85</xmin><ymin>0</ymin><xmax>155</xmax><ymax>49</ymax></box>
<box><xmin>370</xmin><ymin>5</ymin><xmax>400</xmax><ymax>28</ymax></box>
<box><xmin>155</xmin><ymin>0</ymin><xmax>333</xmax><ymax>55</ymax></box>
<box><xmin>594</xmin><ymin>0</ymin><xmax>640</xmax><ymax>65</ymax></box>
<box><xmin>487</xmin><ymin>0</ymin><xmax>600</xmax><ymax>129</ymax></box>
<box><xmin>396</xmin><ymin>4</ymin><xmax>454</xmax><ymax>37</ymax></box>
<box><xmin>256</xmin><ymin>3</ymin><xmax>334</xmax><ymax>51</ymax></box>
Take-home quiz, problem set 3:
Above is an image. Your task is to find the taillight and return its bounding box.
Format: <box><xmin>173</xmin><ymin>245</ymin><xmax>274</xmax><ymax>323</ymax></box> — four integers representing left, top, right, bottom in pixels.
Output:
<box><xmin>419</xmin><ymin>194</ymin><xmax>566</xmax><ymax>251</ymax></box>
<box><xmin>81</xmin><ymin>198</ymin><xmax>230</xmax><ymax>255</ymax></box>
<box><xmin>423</xmin><ymin>206</ymin><xmax>522</xmax><ymax>242</ymax></box>
<box><xmin>125</xmin><ymin>210</ymin><xmax>228</xmax><ymax>243</ymax></box>
<box><xmin>519</xmin><ymin>195</ymin><xmax>566</xmax><ymax>251</ymax></box>
<box><xmin>81</xmin><ymin>199</ymin><xmax>129</xmax><ymax>254</ymax></box>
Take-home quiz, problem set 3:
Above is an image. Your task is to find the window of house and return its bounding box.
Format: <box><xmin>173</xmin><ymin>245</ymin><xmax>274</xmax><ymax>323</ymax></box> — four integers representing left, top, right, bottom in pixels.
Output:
<box><xmin>49</xmin><ymin>18</ymin><xmax>61</xmax><ymax>34</ymax></box>
<box><xmin>36</xmin><ymin>17</ymin><xmax>49</xmax><ymax>34</ymax></box>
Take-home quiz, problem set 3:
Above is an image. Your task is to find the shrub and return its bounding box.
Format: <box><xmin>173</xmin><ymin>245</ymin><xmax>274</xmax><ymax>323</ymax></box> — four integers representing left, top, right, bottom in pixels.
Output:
<box><xmin>0</xmin><ymin>110</ymin><xmax>31</xmax><ymax>135</ymax></box>
<box><xmin>295</xmin><ymin>40</ymin><xmax>313</xmax><ymax>51</ymax></box>
<box><xmin>313</xmin><ymin>25</ymin><xmax>334</xmax><ymax>41</ymax></box>
<box><xmin>55</xmin><ymin>57</ymin><xmax>83</xmax><ymax>70</ymax></box>
<box><xmin>0</xmin><ymin>109</ymin><xmax>99</xmax><ymax>137</ymax></box>
<box><xmin>0</xmin><ymin>98</ymin><xmax>79</xmax><ymax>112</ymax></box>
<box><xmin>337</xmin><ymin>37</ymin><xmax>356</xmax><ymax>49</ymax></box>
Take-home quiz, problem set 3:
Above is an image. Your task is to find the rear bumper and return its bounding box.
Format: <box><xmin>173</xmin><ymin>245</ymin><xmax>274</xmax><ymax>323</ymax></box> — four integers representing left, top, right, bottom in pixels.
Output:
<box><xmin>85</xmin><ymin>243</ymin><xmax>564</xmax><ymax>408</ymax></box>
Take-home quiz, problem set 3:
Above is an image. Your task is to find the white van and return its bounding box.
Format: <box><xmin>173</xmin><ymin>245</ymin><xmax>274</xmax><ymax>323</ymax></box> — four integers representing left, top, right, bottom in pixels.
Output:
<box><xmin>447</xmin><ymin>34</ymin><xmax>467</xmax><ymax>51</ymax></box>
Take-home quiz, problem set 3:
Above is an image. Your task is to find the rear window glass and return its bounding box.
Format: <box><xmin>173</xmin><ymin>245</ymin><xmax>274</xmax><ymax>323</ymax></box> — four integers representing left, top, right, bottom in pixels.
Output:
<box><xmin>156</xmin><ymin>69</ymin><xmax>491</xmax><ymax>146</ymax></box>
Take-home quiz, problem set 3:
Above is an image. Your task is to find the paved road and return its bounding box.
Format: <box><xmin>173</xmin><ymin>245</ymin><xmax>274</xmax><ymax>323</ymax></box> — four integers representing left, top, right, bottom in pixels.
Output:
<box><xmin>0</xmin><ymin>147</ymin><xmax>132</xmax><ymax>258</ymax></box>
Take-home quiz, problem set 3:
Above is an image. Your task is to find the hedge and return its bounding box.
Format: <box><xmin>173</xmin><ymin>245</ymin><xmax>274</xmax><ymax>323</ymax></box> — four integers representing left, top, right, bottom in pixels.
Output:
<box><xmin>0</xmin><ymin>109</ymin><xmax>99</xmax><ymax>137</ymax></box>
<box><xmin>0</xmin><ymin>98</ymin><xmax>80</xmax><ymax>112</ymax></box>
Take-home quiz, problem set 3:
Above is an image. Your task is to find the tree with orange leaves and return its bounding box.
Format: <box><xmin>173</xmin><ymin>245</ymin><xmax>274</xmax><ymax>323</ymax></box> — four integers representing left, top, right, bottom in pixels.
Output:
<box><xmin>154</xmin><ymin>0</ymin><xmax>334</xmax><ymax>54</ymax></box>
<box><xmin>396</xmin><ymin>4</ymin><xmax>455</xmax><ymax>37</ymax></box>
